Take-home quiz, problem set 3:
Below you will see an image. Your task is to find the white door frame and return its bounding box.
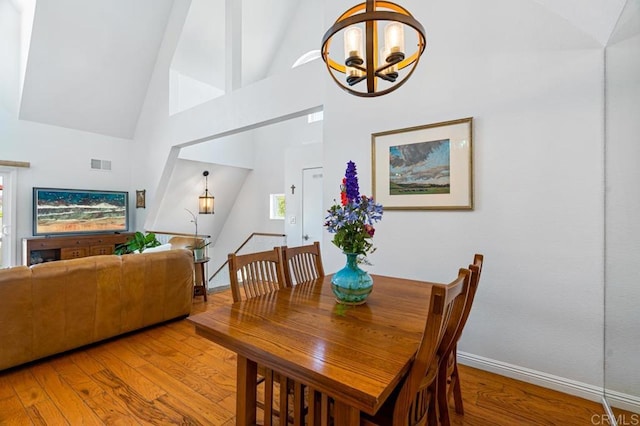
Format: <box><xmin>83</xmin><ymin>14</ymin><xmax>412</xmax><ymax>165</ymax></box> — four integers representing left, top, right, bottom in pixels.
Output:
<box><xmin>283</xmin><ymin>142</ymin><xmax>323</xmax><ymax>247</ymax></box>
<box><xmin>0</xmin><ymin>167</ymin><xmax>18</xmax><ymax>267</ymax></box>
<box><xmin>301</xmin><ymin>166</ymin><xmax>323</xmax><ymax>246</ymax></box>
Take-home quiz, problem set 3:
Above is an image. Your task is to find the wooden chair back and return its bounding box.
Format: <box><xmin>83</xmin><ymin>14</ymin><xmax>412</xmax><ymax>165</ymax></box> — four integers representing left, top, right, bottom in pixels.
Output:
<box><xmin>450</xmin><ymin>254</ymin><xmax>484</xmax><ymax>352</ymax></box>
<box><xmin>228</xmin><ymin>247</ymin><xmax>286</xmax><ymax>302</ymax></box>
<box><xmin>169</xmin><ymin>236</ymin><xmax>203</xmax><ymax>250</ymax></box>
<box><xmin>437</xmin><ymin>254</ymin><xmax>484</xmax><ymax>426</ymax></box>
<box><xmin>281</xmin><ymin>242</ymin><xmax>325</xmax><ymax>287</ymax></box>
<box><xmin>391</xmin><ymin>268</ymin><xmax>471</xmax><ymax>426</ymax></box>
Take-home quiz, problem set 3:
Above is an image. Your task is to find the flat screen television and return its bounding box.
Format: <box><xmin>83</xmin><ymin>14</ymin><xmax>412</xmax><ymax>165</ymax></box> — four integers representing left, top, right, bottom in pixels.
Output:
<box><xmin>33</xmin><ymin>187</ymin><xmax>129</xmax><ymax>236</ymax></box>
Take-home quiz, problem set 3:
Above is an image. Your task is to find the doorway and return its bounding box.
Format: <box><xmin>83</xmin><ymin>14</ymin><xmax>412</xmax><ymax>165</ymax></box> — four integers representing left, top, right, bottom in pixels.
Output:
<box><xmin>0</xmin><ymin>169</ymin><xmax>16</xmax><ymax>267</ymax></box>
<box><xmin>301</xmin><ymin>167</ymin><xmax>323</xmax><ymax>246</ymax></box>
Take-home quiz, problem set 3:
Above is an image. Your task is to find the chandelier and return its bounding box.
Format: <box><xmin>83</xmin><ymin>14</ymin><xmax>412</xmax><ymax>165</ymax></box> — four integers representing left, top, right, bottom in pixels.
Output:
<box><xmin>321</xmin><ymin>0</ymin><xmax>426</xmax><ymax>97</ymax></box>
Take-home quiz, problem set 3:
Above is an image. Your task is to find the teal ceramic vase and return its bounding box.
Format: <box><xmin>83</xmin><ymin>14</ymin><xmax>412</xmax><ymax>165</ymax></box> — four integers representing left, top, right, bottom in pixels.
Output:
<box><xmin>331</xmin><ymin>253</ymin><xmax>373</xmax><ymax>305</ymax></box>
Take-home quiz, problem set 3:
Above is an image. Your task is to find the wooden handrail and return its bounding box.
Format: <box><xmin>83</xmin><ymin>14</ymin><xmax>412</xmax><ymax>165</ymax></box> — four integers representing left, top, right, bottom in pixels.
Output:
<box><xmin>209</xmin><ymin>232</ymin><xmax>286</xmax><ymax>281</ymax></box>
<box><xmin>0</xmin><ymin>160</ymin><xmax>30</xmax><ymax>168</ymax></box>
<box><xmin>146</xmin><ymin>230</ymin><xmax>211</xmax><ymax>238</ymax></box>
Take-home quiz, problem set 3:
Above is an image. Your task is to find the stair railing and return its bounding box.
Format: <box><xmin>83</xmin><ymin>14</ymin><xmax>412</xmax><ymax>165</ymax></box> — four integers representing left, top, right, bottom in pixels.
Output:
<box><xmin>209</xmin><ymin>232</ymin><xmax>286</xmax><ymax>284</ymax></box>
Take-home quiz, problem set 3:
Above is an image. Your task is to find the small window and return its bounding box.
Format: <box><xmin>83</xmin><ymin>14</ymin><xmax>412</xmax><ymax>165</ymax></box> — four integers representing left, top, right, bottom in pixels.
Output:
<box><xmin>270</xmin><ymin>194</ymin><xmax>285</xmax><ymax>220</ymax></box>
<box><xmin>307</xmin><ymin>111</ymin><xmax>324</xmax><ymax>123</ymax></box>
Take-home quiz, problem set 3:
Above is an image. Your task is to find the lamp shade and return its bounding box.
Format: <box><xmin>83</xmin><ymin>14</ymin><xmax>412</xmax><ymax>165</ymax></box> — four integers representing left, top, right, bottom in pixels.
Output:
<box><xmin>199</xmin><ymin>171</ymin><xmax>214</xmax><ymax>214</ymax></box>
<box><xmin>199</xmin><ymin>190</ymin><xmax>214</xmax><ymax>214</ymax></box>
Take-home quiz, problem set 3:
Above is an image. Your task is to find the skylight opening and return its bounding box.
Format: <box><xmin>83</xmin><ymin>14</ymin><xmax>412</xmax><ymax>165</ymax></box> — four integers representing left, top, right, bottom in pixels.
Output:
<box><xmin>292</xmin><ymin>50</ymin><xmax>321</xmax><ymax>68</ymax></box>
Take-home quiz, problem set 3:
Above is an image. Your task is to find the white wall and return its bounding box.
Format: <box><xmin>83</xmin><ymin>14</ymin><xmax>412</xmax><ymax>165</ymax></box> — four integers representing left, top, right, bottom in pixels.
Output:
<box><xmin>179</xmin><ymin>132</ymin><xmax>255</xmax><ymax>169</ymax></box>
<box><xmin>605</xmin><ymin>13</ymin><xmax>640</xmax><ymax>404</ymax></box>
<box><xmin>0</xmin><ymin>114</ymin><xmax>135</xmax><ymax>263</ymax></box>
<box><xmin>321</xmin><ymin>0</ymin><xmax>605</xmax><ymax>390</ymax></box>
<box><xmin>264</xmin><ymin>0</ymin><xmax>324</xmax><ymax>77</ymax></box>
<box><xmin>150</xmin><ymin>158</ymin><xmax>251</xmax><ymax>244</ymax></box>
<box><xmin>0</xmin><ymin>0</ymin><xmax>20</xmax><ymax>113</ymax></box>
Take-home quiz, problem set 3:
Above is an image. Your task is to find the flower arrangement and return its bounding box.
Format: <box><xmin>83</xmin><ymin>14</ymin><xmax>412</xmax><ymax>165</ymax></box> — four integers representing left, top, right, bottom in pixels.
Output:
<box><xmin>324</xmin><ymin>161</ymin><xmax>383</xmax><ymax>258</ymax></box>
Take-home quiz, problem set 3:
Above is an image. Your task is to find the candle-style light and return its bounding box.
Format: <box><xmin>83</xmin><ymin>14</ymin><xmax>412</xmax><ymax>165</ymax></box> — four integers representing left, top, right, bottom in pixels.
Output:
<box><xmin>344</xmin><ymin>26</ymin><xmax>366</xmax><ymax>85</ymax></box>
<box><xmin>384</xmin><ymin>21</ymin><xmax>405</xmax><ymax>61</ymax></box>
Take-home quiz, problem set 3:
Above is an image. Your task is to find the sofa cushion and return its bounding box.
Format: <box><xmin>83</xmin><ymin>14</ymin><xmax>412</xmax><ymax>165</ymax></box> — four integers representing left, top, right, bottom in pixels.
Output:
<box><xmin>121</xmin><ymin>249</ymin><xmax>194</xmax><ymax>330</ymax></box>
<box><xmin>30</xmin><ymin>257</ymin><xmax>119</xmax><ymax>360</ymax></box>
<box><xmin>0</xmin><ymin>266</ymin><xmax>33</xmax><ymax>370</ymax></box>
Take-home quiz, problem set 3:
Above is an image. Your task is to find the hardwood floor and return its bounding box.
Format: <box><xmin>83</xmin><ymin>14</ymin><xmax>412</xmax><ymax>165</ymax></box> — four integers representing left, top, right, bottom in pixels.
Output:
<box><xmin>0</xmin><ymin>288</ymin><xmax>625</xmax><ymax>425</ymax></box>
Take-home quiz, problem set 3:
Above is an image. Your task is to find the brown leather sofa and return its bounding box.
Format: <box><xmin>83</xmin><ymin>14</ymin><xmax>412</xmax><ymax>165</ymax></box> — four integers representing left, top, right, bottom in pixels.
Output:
<box><xmin>0</xmin><ymin>249</ymin><xmax>194</xmax><ymax>371</ymax></box>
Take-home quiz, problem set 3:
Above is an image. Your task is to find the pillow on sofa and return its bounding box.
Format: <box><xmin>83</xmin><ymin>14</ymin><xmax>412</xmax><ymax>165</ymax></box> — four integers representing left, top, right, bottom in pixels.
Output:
<box><xmin>136</xmin><ymin>243</ymin><xmax>173</xmax><ymax>254</ymax></box>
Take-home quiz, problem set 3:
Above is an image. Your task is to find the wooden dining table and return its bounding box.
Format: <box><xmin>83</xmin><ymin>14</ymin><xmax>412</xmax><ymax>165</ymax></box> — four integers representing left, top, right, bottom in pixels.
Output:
<box><xmin>187</xmin><ymin>274</ymin><xmax>433</xmax><ymax>425</ymax></box>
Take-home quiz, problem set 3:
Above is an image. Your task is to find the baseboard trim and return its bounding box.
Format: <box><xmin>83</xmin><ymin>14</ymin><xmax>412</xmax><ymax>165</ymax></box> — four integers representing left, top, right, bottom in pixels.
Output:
<box><xmin>458</xmin><ymin>352</ymin><xmax>640</xmax><ymax>414</ymax></box>
<box><xmin>457</xmin><ymin>351</ymin><xmax>603</xmax><ymax>402</ymax></box>
<box><xmin>603</xmin><ymin>389</ymin><xmax>640</xmax><ymax>415</ymax></box>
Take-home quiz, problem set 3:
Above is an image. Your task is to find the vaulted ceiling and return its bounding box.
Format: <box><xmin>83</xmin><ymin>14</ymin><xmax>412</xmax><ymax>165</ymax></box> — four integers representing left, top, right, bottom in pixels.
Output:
<box><xmin>18</xmin><ymin>0</ymin><xmax>175</xmax><ymax>139</ymax></box>
<box><xmin>13</xmin><ymin>0</ymin><xmax>628</xmax><ymax>139</ymax></box>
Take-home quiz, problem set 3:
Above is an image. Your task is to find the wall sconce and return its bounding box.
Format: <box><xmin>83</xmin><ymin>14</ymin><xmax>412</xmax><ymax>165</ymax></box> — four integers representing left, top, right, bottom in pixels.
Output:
<box><xmin>198</xmin><ymin>171</ymin><xmax>214</xmax><ymax>214</ymax></box>
<box><xmin>321</xmin><ymin>0</ymin><xmax>426</xmax><ymax>97</ymax></box>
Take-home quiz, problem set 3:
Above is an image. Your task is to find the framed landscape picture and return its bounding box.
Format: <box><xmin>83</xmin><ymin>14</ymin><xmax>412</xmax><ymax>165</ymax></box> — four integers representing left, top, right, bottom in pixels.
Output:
<box><xmin>372</xmin><ymin>117</ymin><xmax>473</xmax><ymax>210</ymax></box>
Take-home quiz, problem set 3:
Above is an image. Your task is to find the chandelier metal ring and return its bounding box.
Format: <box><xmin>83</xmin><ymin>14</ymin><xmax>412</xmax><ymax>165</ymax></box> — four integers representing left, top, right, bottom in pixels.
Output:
<box><xmin>321</xmin><ymin>0</ymin><xmax>426</xmax><ymax>97</ymax></box>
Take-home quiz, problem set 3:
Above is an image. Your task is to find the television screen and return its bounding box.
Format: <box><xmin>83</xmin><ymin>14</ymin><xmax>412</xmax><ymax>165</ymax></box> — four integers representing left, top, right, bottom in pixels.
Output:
<box><xmin>33</xmin><ymin>188</ymin><xmax>129</xmax><ymax>236</ymax></box>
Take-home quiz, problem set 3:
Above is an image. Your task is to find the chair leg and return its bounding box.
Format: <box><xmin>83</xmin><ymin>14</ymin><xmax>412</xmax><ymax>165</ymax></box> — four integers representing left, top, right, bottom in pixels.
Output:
<box><xmin>279</xmin><ymin>377</ymin><xmax>290</xmax><ymax>424</ymax></box>
<box><xmin>437</xmin><ymin>359</ymin><xmax>452</xmax><ymax>426</ymax></box>
<box><xmin>291</xmin><ymin>381</ymin><xmax>305</xmax><ymax>425</ymax></box>
<box><xmin>427</xmin><ymin>388</ymin><xmax>438</xmax><ymax>426</ymax></box>
<box><xmin>451</xmin><ymin>354</ymin><xmax>464</xmax><ymax>415</ymax></box>
<box><xmin>264</xmin><ymin>370</ymin><xmax>274</xmax><ymax>425</ymax></box>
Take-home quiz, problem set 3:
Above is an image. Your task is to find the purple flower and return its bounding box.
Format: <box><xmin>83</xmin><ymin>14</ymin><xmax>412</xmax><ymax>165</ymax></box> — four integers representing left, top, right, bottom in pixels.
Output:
<box><xmin>344</xmin><ymin>161</ymin><xmax>360</xmax><ymax>203</ymax></box>
<box><xmin>324</xmin><ymin>161</ymin><xmax>383</xmax><ymax>257</ymax></box>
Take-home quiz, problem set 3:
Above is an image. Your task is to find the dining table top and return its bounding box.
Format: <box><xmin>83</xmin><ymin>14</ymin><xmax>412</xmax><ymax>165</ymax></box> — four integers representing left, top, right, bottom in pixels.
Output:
<box><xmin>187</xmin><ymin>274</ymin><xmax>434</xmax><ymax>415</ymax></box>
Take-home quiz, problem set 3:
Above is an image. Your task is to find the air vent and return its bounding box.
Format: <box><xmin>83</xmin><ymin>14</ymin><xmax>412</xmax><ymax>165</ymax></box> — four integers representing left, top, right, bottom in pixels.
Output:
<box><xmin>91</xmin><ymin>159</ymin><xmax>112</xmax><ymax>171</ymax></box>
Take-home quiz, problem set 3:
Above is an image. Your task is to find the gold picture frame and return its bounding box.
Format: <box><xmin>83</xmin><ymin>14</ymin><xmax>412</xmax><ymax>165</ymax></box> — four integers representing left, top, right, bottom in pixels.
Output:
<box><xmin>136</xmin><ymin>190</ymin><xmax>146</xmax><ymax>208</ymax></box>
<box><xmin>372</xmin><ymin>117</ymin><xmax>473</xmax><ymax>210</ymax></box>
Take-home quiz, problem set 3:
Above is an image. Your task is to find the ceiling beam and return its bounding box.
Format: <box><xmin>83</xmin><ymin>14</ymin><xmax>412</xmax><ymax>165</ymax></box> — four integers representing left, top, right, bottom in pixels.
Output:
<box><xmin>225</xmin><ymin>0</ymin><xmax>242</xmax><ymax>92</ymax></box>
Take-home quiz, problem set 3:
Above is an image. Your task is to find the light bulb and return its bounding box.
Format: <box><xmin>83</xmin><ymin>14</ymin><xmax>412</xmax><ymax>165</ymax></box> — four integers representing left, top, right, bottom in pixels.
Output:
<box><xmin>344</xmin><ymin>26</ymin><xmax>363</xmax><ymax>64</ymax></box>
<box><xmin>384</xmin><ymin>22</ymin><xmax>405</xmax><ymax>55</ymax></box>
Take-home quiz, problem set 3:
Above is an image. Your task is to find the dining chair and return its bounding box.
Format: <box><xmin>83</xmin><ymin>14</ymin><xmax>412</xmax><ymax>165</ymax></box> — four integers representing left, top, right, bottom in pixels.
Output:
<box><xmin>227</xmin><ymin>247</ymin><xmax>286</xmax><ymax>302</ymax></box>
<box><xmin>168</xmin><ymin>235</ymin><xmax>204</xmax><ymax>250</ymax></box>
<box><xmin>227</xmin><ymin>247</ymin><xmax>297</xmax><ymax>422</ymax></box>
<box><xmin>437</xmin><ymin>254</ymin><xmax>484</xmax><ymax>426</ymax></box>
<box><xmin>281</xmin><ymin>241</ymin><xmax>325</xmax><ymax>287</ymax></box>
<box><xmin>360</xmin><ymin>268</ymin><xmax>471</xmax><ymax>426</ymax></box>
